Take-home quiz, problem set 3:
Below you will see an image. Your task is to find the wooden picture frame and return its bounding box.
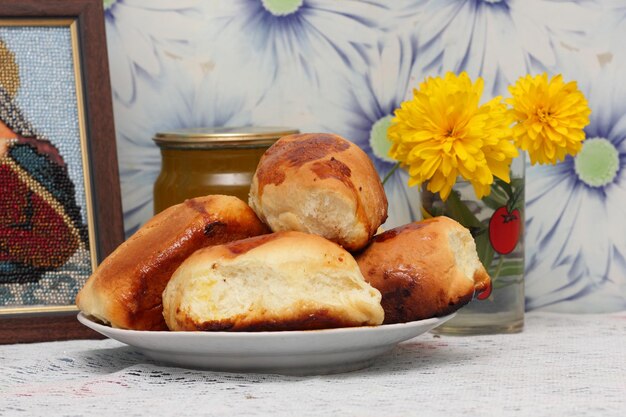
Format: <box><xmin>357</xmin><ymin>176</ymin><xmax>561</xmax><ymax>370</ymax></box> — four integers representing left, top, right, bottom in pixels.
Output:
<box><xmin>0</xmin><ymin>0</ymin><xmax>123</xmax><ymax>344</ymax></box>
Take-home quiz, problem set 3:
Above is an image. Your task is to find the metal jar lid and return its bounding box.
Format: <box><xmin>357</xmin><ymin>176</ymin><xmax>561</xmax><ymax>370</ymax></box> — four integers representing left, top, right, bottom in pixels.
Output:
<box><xmin>153</xmin><ymin>126</ymin><xmax>299</xmax><ymax>149</ymax></box>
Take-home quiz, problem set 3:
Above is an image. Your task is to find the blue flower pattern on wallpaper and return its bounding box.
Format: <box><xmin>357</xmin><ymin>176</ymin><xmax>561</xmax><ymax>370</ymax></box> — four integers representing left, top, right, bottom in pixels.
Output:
<box><xmin>104</xmin><ymin>0</ymin><xmax>202</xmax><ymax>104</ymax></box>
<box><xmin>314</xmin><ymin>34</ymin><xmax>423</xmax><ymax>227</ymax></box>
<box><xmin>201</xmin><ymin>0</ymin><xmax>389</xmax><ymax>85</ymax></box>
<box><xmin>107</xmin><ymin>0</ymin><xmax>625</xmax><ymax>312</ymax></box>
<box><xmin>114</xmin><ymin>58</ymin><xmax>261</xmax><ymax>235</ymax></box>
<box><xmin>525</xmin><ymin>52</ymin><xmax>626</xmax><ymax>312</ymax></box>
<box><xmin>403</xmin><ymin>0</ymin><xmax>602</xmax><ymax>97</ymax></box>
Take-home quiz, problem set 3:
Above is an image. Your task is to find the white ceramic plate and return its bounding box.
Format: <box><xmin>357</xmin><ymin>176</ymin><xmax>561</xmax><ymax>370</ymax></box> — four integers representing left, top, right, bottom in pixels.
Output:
<box><xmin>78</xmin><ymin>312</ymin><xmax>455</xmax><ymax>375</ymax></box>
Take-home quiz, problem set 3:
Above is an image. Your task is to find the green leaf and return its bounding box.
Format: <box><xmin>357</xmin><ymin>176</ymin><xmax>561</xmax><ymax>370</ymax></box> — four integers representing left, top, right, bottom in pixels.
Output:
<box><xmin>481</xmin><ymin>197</ymin><xmax>501</xmax><ymax>211</ymax></box>
<box><xmin>493</xmin><ymin>178</ymin><xmax>514</xmax><ymax>199</ymax></box>
<box><xmin>441</xmin><ymin>191</ymin><xmax>496</xmax><ymax>269</ymax></box>
<box><xmin>482</xmin><ymin>187</ymin><xmax>508</xmax><ymax>210</ymax></box>
<box><xmin>498</xmin><ymin>260</ymin><xmax>525</xmax><ymax>276</ymax></box>
<box><xmin>475</xmin><ymin>231</ymin><xmax>495</xmax><ymax>272</ymax></box>
<box><xmin>507</xmin><ymin>182</ymin><xmax>525</xmax><ymax>212</ymax></box>
<box><xmin>490</xmin><ymin>183</ymin><xmax>509</xmax><ymax>200</ymax></box>
<box><xmin>443</xmin><ymin>190</ymin><xmax>482</xmax><ymax>228</ymax></box>
<box><xmin>510</xmin><ymin>178</ymin><xmax>524</xmax><ymax>190</ymax></box>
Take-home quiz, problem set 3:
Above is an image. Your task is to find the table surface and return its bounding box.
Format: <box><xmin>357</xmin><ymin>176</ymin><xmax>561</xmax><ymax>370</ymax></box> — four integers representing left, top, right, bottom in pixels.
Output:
<box><xmin>1</xmin><ymin>312</ymin><xmax>625</xmax><ymax>417</ymax></box>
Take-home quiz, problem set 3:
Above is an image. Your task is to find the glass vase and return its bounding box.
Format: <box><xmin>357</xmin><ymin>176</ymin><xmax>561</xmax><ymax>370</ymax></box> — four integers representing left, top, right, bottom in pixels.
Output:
<box><xmin>421</xmin><ymin>155</ymin><xmax>525</xmax><ymax>335</ymax></box>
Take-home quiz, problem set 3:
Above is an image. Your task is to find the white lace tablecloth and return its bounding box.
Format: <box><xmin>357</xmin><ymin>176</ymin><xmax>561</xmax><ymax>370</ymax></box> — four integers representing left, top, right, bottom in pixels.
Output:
<box><xmin>1</xmin><ymin>312</ymin><xmax>625</xmax><ymax>417</ymax></box>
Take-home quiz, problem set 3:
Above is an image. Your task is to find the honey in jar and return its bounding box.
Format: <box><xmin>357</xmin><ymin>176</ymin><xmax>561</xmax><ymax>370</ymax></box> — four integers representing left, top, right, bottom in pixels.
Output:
<box><xmin>153</xmin><ymin>127</ymin><xmax>298</xmax><ymax>214</ymax></box>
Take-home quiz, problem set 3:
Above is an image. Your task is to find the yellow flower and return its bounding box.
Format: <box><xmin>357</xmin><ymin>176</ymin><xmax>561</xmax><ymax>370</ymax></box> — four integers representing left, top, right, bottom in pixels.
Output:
<box><xmin>507</xmin><ymin>73</ymin><xmax>591</xmax><ymax>165</ymax></box>
<box><xmin>388</xmin><ymin>72</ymin><xmax>518</xmax><ymax>200</ymax></box>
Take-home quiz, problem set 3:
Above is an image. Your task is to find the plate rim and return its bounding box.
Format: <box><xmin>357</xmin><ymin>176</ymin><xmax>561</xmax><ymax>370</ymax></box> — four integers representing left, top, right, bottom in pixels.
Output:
<box><xmin>77</xmin><ymin>311</ymin><xmax>456</xmax><ymax>339</ymax></box>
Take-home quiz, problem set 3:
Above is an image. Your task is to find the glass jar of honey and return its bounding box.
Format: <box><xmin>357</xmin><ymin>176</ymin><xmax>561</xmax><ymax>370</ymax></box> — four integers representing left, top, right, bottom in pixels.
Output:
<box><xmin>153</xmin><ymin>127</ymin><xmax>298</xmax><ymax>214</ymax></box>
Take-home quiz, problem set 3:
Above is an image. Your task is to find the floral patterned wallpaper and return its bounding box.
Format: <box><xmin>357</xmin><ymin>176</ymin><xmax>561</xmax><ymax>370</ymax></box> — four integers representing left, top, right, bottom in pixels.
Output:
<box><xmin>104</xmin><ymin>0</ymin><xmax>626</xmax><ymax>313</ymax></box>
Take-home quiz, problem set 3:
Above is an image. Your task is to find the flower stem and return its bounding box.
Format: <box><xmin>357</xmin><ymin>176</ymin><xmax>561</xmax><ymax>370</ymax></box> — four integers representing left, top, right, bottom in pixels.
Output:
<box><xmin>382</xmin><ymin>162</ymin><xmax>401</xmax><ymax>185</ymax></box>
<box><xmin>506</xmin><ymin>184</ymin><xmax>524</xmax><ymax>212</ymax></box>
<box><xmin>491</xmin><ymin>254</ymin><xmax>505</xmax><ymax>282</ymax></box>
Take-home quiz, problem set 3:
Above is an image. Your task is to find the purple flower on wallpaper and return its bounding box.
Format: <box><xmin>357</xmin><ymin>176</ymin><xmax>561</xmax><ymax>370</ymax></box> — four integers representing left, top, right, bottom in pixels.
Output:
<box><xmin>104</xmin><ymin>0</ymin><xmax>202</xmax><ymax>104</ymax></box>
<box><xmin>201</xmin><ymin>0</ymin><xmax>389</xmax><ymax>85</ymax></box>
<box><xmin>402</xmin><ymin>0</ymin><xmax>602</xmax><ymax>96</ymax></box>
<box><xmin>312</xmin><ymin>34</ymin><xmax>422</xmax><ymax>228</ymax></box>
<box><xmin>525</xmin><ymin>55</ymin><xmax>626</xmax><ymax>312</ymax></box>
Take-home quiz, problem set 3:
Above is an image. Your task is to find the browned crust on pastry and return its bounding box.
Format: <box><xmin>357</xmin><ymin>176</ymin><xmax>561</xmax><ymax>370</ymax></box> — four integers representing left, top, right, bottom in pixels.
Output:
<box><xmin>249</xmin><ymin>133</ymin><xmax>387</xmax><ymax>251</ymax></box>
<box><xmin>255</xmin><ymin>133</ymin><xmax>351</xmax><ymax>196</ymax></box>
<box><xmin>356</xmin><ymin>217</ymin><xmax>490</xmax><ymax>324</ymax></box>
<box><xmin>76</xmin><ymin>195</ymin><xmax>270</xmax><ymax>330</ymax></box>
<box><xmin>225</xmin><ymin>233</ymin><xmax>284</xmax><ymax>256</ymax></box>
<box><xmin>162</xmin><ymin>231</ymin><xmax>384</xmax><ymax>331</ymax></box>
<box><xmin>173</xmin><ymin>308</ymin><xmax>368</xmax><ymax>332</ymax></box>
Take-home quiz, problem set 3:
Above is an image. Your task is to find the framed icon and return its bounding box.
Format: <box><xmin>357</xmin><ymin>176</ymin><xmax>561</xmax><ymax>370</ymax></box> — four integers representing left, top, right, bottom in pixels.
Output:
<box><xmin>0</xmin><ymin>0</ymin><xmax>123</xmax><ymax>343</ymax></box>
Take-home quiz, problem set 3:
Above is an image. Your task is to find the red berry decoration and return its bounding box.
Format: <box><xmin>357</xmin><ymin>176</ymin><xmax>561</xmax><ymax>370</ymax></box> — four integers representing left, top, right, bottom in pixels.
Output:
<box><xmin>489</xmin><ymin>206</ymin><xmax>521</xmax><ymax>255</ymax></box>
<box><xmin>477</xmin><ymin>281</ymin><xmax>492</xmax><ymax>300</ymax></box>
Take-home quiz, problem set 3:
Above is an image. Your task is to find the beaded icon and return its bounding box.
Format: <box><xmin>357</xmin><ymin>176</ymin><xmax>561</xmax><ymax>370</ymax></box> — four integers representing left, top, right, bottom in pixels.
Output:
<box><xmin>0</xmin><ymin>28</ymin><xmax>91</xmax><ymax>307</ymax></box>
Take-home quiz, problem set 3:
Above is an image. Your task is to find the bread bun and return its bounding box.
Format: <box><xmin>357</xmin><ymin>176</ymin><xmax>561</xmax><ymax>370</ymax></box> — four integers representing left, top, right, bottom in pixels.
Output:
<box><xmin>76</xmin><ymin>195</ymin><xmax>270</xmax><ymax>330</ymax></box>
<box><xmin>248</xmin><ymin>133</ymin><xmax>387</xmax><ymax>252</ymax></box>
<box><xmin>355</xmin><ymin>217</ymin><xmax>490</xmax><ymax>324</ymax></box>
<box><xmin>162</xmin><ymin>231</ymin><xmax>384</xmax><ymax>331</ymax></box>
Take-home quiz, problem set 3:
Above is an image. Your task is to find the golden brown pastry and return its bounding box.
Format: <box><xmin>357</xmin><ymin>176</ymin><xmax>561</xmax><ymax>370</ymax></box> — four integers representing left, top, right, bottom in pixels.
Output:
<box><xmin>248</xmin><ymin>133</ymin><xmax>387</xmax><ymax>252</ymax></box>
<box><xmin>355</xmin><ymin>216</ymin><xmax>490</xmax><ymax>324</ymax></box>
<box><xmin>162</xmin><ymin>231</ymin><xmax>384</xmax><ymax>331</ymax></box>
<box><xmin>76</xmin><ymin>195</ymin><xmax>270</xmax><ymax>330</ymax></box>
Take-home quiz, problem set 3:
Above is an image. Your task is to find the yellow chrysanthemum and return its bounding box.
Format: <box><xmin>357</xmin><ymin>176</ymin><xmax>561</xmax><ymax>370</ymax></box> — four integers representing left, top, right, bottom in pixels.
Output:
<box><xmin>388</xmin><ymin>72</ymin><xmax>518</xmax><ymax>200</ymax></box>
<box><xmin>507</xmin><ymin>73</ymin><xmax>591</xmax><ymax>165</ymax></box>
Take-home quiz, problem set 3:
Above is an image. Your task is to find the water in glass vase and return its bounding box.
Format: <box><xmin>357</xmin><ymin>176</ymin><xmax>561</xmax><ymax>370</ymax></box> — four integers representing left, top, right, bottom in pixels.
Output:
<box><xmin>421</xmin><ymin>156</ymin><xmax>525</xmax><ymax>335</ymax></box>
